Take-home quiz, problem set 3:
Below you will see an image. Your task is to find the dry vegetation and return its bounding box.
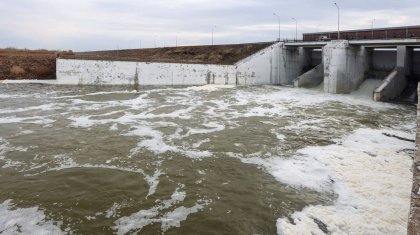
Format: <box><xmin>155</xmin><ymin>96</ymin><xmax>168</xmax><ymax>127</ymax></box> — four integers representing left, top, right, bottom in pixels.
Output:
<box><xmin>0</xmin><ymin>48</ymin><xmax>60</xmax><ymax>80</ymax></box>
<box><xmin>60</xmin><ymin>42</ymin><xmax>273</xmax><ymax>65</ymax></box>
<box><xmin>0</xmin><ymin>42</ymin><xmax>273</xmax><ymax>80</ymax></box>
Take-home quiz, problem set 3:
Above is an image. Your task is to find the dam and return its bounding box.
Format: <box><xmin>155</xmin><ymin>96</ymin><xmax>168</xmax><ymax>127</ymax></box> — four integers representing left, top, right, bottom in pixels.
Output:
<box><xmin>54</xmin><ymin>38</ymin><xmax>420</xmax><ymax>103</ymax></box>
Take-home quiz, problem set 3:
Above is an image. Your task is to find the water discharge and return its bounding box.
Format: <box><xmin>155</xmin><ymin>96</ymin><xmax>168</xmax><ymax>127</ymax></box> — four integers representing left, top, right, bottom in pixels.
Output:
<box><xmin>0</xmin><ymin>83</ymin><xmax>415</xmax><ymax>234</ymax></box>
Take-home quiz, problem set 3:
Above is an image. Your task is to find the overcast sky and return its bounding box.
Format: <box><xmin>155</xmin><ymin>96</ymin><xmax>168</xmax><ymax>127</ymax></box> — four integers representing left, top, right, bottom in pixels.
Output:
<box><xmin>0</xmin><ymin>0</ymin><xmax>419</xmax><ymax>51</ymax></box>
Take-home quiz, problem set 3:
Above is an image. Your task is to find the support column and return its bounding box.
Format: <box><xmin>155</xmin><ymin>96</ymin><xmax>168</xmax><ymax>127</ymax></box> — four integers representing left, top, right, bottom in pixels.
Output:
<box><xmin>323</xmin><ymin>40</ymin><xmax>369</xmax><ymax>93</ymax></box>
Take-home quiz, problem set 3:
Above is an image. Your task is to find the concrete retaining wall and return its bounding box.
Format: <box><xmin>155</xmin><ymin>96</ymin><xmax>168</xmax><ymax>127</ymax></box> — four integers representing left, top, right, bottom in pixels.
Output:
<box><xmin>373</xmin><ymin>69</ymin><xmax>399</xmax><ymax>101</ymax></box>
<box><xmin>56</xmin><ymin>43</ymin><xmax>282</xmax><ymax>86</ymax></box>
<box><xmin>235</xmin><ymin>43</ymin><xmax>281</xmax><ymax>85</ymax></box>
<box><xmin>56</xmin><ymin>59</ymin><xmax>235</xmax><ymax>86</ymax></box>
<box><xmin>294</xmin><ymin>63</ymin><xmax>324</xmax><ymax>88</ymax></box>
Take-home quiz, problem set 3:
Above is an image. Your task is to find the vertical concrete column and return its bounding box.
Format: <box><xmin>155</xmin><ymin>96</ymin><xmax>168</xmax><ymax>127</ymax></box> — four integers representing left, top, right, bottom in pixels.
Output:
<box><xmin>278</xmin><ymin>45</ymin><xmax>311</xmax><ymax>85</ymax></box>
<box><xmin>270</xmin><ymin>42</ymin><xmax>282</xmax><ymax>85</ymax></box>
<box><xmin>323</xmin><ymin>40</ymin><xmax>369</xmax><ymax>93</ymax></box>
<box><xmin>397</xmin><ymin>45</ymin><xmax>413</xmax><ymax>76</ymax></box>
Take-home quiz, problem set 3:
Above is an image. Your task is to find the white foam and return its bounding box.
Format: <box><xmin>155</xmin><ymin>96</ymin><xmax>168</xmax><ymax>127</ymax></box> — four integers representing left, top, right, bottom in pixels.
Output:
<box><xmin>160</xmin><ymin>202</ymin><xmax>207</xmax><ymax>232</ymax></box>
<box><xmin>186</xmin><ymin>84</ymin><xmax>235</xmax><ymax>91</ymax></box>
<box><xmin>128</xmin><ymin>125</ymin><xmax>212</xmax><ymax>159</ymax></box>
<box><xmin>271</xmin><ymin>129</ymin><xmax>286</xmax><ymax>141</ymax></box>
<box><xmin>110</xmin><ymin>123</ymin><xmax>119</xmax><ymax>131</ymax></box>
<box><xmin>273</xmin><ymin>128</ymin><xmax>414</xmax><ymax>234</ymax></box>
<box><xmin>0</xmin><ymin>104</ymin><xmax>56</xmax><ymax>114</ymax></box>
<box><xmin>0</xmin><ymin>116</ymin><xmax>55</xmax><ymax>125</ymax></box>
<box><xmin>145</xmin><ymin>168</ymin><xmax>162</xmax><ymax>198</ymax></box>
<box><xmin>0</xmin><ymin>199</ymin><xmax>64</xmax><ymax>235</ymax></box>
<box><xmin>243</xmin><ymin>106</ymin><xmax>289</xmax><ymax>117</ymax></box>
<box><xmin>113</xmin><ymin>187</ymin><xmax>187</xmax><ymax>234</ymax></box>
<box><xmin>85</xmin><ymin>90</ymin><xmax>138</xmax><ymax>96</ymax></box>
<box><xmin>68</xmin><ymin>116</ymin><xmax>98</xmax><ymax>128</ymax></box>
<box><xmin>237</xmin><ymin>86</ymin><xmax>397</xmax><ymax>109</ymax></box>
<box><xmin>0</xmin><ymin>138</ymin><xmax>29</xmax><ymax>170</ymax></box>
<box><xmin>105</xmin><ymin>203</ymin><xmax>124</xmax><ymax>219</ymax></box>
<box><xmin>186</xmin><ymin>122</ymin><xmax>225</xmax><ymax>135</ymax></box>
<box><xmin>192</xmin><ymin>138</ymin><xmax>210</xmax><ymax>148</ymax></box>
<box><xmin>128</xmin><ymin>126</ymin><xmax>178</xmax><ymax>155</ymax></box>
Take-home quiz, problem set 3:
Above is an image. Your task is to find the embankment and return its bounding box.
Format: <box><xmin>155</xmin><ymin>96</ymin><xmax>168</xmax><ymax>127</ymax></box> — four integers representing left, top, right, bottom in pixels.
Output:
<box><xmin>60</xmin><ymin>42</ymin><xmax>273</xmax><ymax>65</ymax></box>
<box><xmin>0</xmin><ymin>49</ymin><xmax>59</xmax><ymax>80</ymax></box>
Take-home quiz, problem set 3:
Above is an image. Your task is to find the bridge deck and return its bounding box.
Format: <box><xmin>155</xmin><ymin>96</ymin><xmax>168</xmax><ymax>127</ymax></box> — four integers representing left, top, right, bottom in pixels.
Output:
<box><xmin>284</xmin><ymin>39</ymin><xmax>420</xmax><ymax>48</ymax></box>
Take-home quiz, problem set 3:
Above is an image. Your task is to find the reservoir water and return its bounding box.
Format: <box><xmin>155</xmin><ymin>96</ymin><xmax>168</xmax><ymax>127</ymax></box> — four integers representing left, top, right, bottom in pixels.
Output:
<box><xmin>0</xmin><ymin>83</ymin><xmax>416</xmax><ymax>234</ymax></box>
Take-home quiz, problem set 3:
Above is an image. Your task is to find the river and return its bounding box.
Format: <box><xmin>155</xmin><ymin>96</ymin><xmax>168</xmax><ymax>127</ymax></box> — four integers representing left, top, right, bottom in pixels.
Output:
<box><xmin>0</xmin><ymin>83</ymin><xmax>415</xmax><ymax>234</ymax></box>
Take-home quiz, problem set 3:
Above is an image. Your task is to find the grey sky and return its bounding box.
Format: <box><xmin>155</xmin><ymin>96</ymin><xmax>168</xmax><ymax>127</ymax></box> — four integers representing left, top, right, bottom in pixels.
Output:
<box><xmin>0</xmin><ymin>0</ymin><xmax>419</xmax><ymax>51</ymax></box>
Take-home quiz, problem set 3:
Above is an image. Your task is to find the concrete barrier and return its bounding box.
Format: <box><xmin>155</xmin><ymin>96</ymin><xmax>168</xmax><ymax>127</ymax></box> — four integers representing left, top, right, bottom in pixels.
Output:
<box><xmin>293</xmin><ymin>63</ymin><xmax>324</xmax><ymax>88</ymax></box>
<box><xmin>373</xmin><ymin>69</ymin><xmax>401</xmax><ymax>101</ymax></box>
<box><xmin>373</xmin><ymin>46</ymin><xmax>412</xmax><ymax>101</ymax></box>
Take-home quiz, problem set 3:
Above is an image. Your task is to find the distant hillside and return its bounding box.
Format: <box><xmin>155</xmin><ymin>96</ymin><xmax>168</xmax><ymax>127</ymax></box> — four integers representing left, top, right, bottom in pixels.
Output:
<box><xmin>60</xmin><ymin>42</ymin><xmax>274</xmax><ymax>65</ymax></box>
<box><xmin>0</xmin><ymin>49</ymin><xmax>58</xmax><ymax>80</ymax></box>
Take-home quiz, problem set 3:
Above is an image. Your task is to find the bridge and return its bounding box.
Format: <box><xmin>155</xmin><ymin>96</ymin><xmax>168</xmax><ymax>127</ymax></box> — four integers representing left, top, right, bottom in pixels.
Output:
<box><xmin>279</xmin><ymin>38</ymin><xmax>420</xmax><ymax>101</ymax></box>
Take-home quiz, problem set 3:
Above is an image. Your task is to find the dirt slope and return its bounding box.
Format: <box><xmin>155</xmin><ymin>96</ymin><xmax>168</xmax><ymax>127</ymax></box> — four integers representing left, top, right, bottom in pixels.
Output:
<box><xmin>0</xmin><ymin>49</ymin><xmax>59</xmax><ymax>80</ymax></box>
<box><xmin>61</xmin><ymin>42</ymin><xmax>274</xmax><ymax>65</ymax></box>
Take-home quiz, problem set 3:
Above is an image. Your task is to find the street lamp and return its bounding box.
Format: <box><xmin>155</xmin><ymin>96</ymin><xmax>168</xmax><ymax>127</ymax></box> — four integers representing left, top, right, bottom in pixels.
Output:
<box><xmin>291</xmin><ymin>18</ymin><xmax>297</xmax><ymax>41</ymax></box>
<box><xmin>273</xmin><ymin>13</ymin><xmax>281</xmax><ymax>41</ymax></box>
<box><xmin>212</xmin><ymin>25</ymin><xmax>216</xmax><ymax>45</ymax></box>
<box><xmin>371</xmin><ymin>18</ymin><xmax>376</xmax><ymax>39</ymax></box>
<box><xmin>334</xmin><ymin>3</ymin><xmax>340</xmax><ymax>39</ymax></box>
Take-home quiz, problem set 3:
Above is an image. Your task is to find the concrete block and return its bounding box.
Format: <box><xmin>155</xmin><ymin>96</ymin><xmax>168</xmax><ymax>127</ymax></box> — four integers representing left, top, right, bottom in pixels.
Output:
<box><xmin>294</xmin><ymin>63</ymin><xmax>324</xmax><ymax>88</ymax></box>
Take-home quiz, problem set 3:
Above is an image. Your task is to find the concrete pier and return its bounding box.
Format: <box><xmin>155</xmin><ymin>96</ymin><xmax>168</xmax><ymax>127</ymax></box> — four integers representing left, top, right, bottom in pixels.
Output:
<box><xmin>323</xmin><ymin>40</ymin><xmax>370</xmax><ymax>94</ymax></box>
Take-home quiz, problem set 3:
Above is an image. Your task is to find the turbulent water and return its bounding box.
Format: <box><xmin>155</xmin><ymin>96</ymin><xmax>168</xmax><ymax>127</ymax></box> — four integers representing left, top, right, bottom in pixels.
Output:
<box><xmin>0</xmin><ymin>83</ymin><xmax>416</xmax><ymax>235</ymax></box>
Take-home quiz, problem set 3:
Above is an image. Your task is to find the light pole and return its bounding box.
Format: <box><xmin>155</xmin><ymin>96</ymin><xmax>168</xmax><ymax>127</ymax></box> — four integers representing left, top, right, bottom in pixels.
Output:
<box><xmin>212</xmin><ymin>25</ymin><xmax>216</xmax><ymax>46</ymax></box>
<box><xmin>273</xmin><ymin>13</ymin><xmax>281</xmax><ymax>41</ymax></box>
<box><xmin>371</xmin><ymin>18</ymin><xmax>376</xmax><ymax>39</ymax></box>
<box><xmin>291</xmin><ymin>18</ymin><xmax>297</xmax><ymax>41</ymax></box>
<box><xmin>334</xmin><ymin>3</ymin><xmax>340</xmax><ymax>39</ymax></box>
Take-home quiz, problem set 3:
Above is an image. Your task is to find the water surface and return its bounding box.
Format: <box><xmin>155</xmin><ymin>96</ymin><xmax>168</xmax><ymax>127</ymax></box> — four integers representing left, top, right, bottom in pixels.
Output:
<box><xmin>0</xmin><ymin>84</ymin><xmax>415</xmax><ymax>234</ymax></box>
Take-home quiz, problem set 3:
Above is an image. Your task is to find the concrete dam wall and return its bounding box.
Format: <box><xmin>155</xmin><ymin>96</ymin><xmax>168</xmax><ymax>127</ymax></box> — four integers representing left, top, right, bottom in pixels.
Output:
<box><xmin>56</xmin><ymin>43</ymin><xmax>281</xmax><ymax>86</ymax></box>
